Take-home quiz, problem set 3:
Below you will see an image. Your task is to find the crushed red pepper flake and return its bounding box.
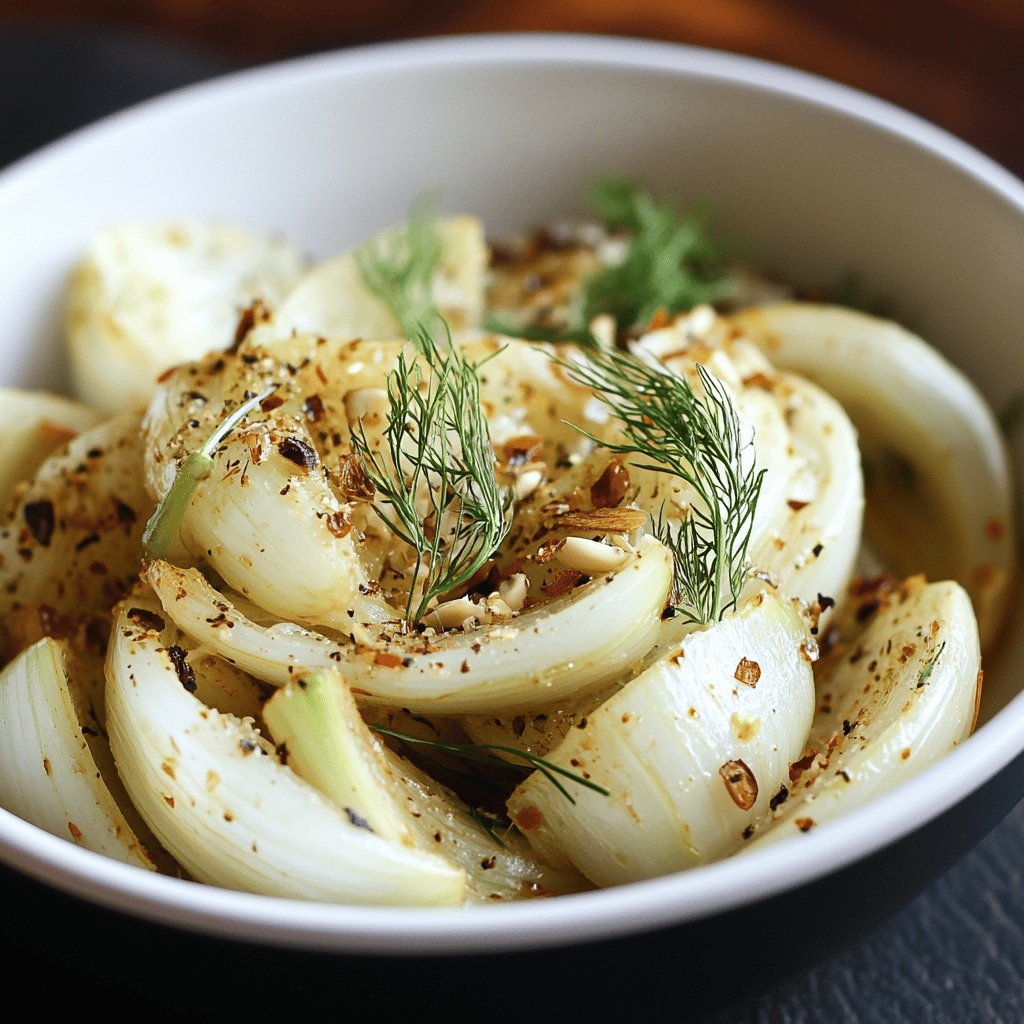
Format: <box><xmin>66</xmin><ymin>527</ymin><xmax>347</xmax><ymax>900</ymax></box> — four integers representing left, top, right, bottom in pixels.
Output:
<box><xmin>67</xmin><ymin>821</ymin><xmax>83</xmax><ymax>841</ymax></box>
<box><xmin>719</xmin><ymin>759</ymin><xmax>758</xmax><ymax>810</ymax></box>
<box><xmin>166</xmin><ymin>645</ymin><xmax>197</xmax><ymax>692</ymax></box>
<box><xmin>278</xmin><ymin>437</ymin><xmax>318</xmax><ymax>472</ymax></box>
<box><xmin>795</xmin><ymin>817</ymin><xmax>816</xmax><ymax>832</ymax></box>
<box><xmin>373</xmin><ymin>651</ymin><xmax>405</xmax><ymax>669</ymax></box>
<box><xmin>734</xmin><ymin>657</ymin><xmax>761</xmax><ymax>687</ymax></box>
<box><xmin>325</xmin><ymin>511</ymin><xmax>352</xmax><ymax>539</ymax></box>
<box><xmin>337</xmin><ymin>454</ymin><xmax>375</xmax><ymax>501</ymax></box>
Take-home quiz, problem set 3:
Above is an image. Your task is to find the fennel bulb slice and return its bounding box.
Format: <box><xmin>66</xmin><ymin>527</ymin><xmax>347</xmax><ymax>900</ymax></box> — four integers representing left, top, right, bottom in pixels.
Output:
<box><xmin>66</xmin><ymin>220</ymin><xmax>308</xmax><ymax>414</ymax></box>
<box><xmin>144</xmin><ymin>535</ymin><xmax>672</xmax><ymax>715</ymax></box>
<box><xmin>507</xmin><ymin>590</ymin><xmax>815</xmax><ymax>886</ymax></box>
<box><xmin>258</xmin><ymin>216</ymin><xmax>486</xmax><ymax>342</ymax></box>
<box><xmin>105</xmin><ymin>598</ymin><xmax>466</xmax><ymax>905</ymax></box>
<box><xmin>0</xmin><ymin>388</ymin><xmax>100</xmax><ymax>511</ymax></box>
<box><xmin>750</xmin><ymin>577</ymin><xmax>981</xmax><ymax>844</ymax></box>
<box><xmin>0</xmin><ymin>637</ymin><xmax>155</xmax><ymax>869</ymax></box>
<box><xmin>732</xmin><ymin>302</ymin><xmax>1014</xmax><ymax>649</ymax></box>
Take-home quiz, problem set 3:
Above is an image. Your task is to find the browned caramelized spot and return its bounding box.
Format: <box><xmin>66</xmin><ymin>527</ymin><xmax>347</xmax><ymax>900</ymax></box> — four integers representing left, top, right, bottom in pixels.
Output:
<box><xmin>39</xmin><ymin>420</ymin><xmax>78</xmax><ymax>445</ymax></box>
<box><xmin>23</xmin><ymin>500</ymin><xmax>55</xmax><ymax>546</ymax></box>
<box><xmin>972</xmin><ymin>669</ymin><xmax>984</xmax><ymax>732</ymax></box>
<box><xmin>543</xmin><ymin>569</ymin><xmax>583</xmax><ymax>597</ymax></box>
<box><xmin>742</xmin><ymin>372</ymin><xmax>776</xmax><ymax>390</ymax></box>
<box><xmin>166</xmin><ymin>645</ymin><xmax>198</xmax><ymax>693</ymax></box>
<box><xmin>325</xmin><ymin>511</ymin><xmax>352</xmax><ymax>539</ymax></box>
<box><xmin>260</xmin><ymin>393</ymin><xmax>285</xmax><ymax>413</ymax></box>
<box><xmin>719</xmin><ymin>759</ymin><xmax>758</xmax><ymax>810</ymax></box>
<box><xmin>557</xmin><ymin>507</ymin><xmax>647</xmax><ymax>533</ymax></box>
<box><xmin>278</xmin><ymin>437</ymin><xmax>318</xmax><ymax>472</ymax></box>
<box><xmin>515</xmin><ymin>806</ymin><xmax>543</xmax><ymax>831</ymax></box>
<box><xmin>590</xmin><ymin>459</ymin><xmax>630</xmax><ymax>508</ymax></box>
<box><xmin>500</xmin><ymin>434</ymin><xmax>544</xmax><ymax>468</ymax></box>
<box><xmin>787</xmin><ymin>499</ymin><xmax>809</xmax><ymax>512</ymax></box>
<box><xmin>986</xmin><ymin>516</ymin><xmax>1007</xmax><ymax>541</ymax></box>
<box><xmin>734</xmin><ymin>657</ymin><xmax>761</xmax><ymax>687</ymax></box>
<box><xmin>337</xmin><ymin>454</ymin><xmax>376</xmax><ymax>501</ymax></box>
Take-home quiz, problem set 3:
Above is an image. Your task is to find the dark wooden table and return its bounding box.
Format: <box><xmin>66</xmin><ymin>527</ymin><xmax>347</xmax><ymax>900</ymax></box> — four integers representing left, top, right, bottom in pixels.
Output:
<box><xmin>0</xmin><ymin>9</ymin><xmax>1022</xmax><ymax>1023</ymax></box>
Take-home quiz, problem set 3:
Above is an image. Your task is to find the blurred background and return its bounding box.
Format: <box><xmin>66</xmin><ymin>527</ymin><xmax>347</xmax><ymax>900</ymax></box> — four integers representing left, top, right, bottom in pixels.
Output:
<box><xmin>1</xmin><ymin>0</ymin><xmax>1023</xmax><ymax>175</ymax></box>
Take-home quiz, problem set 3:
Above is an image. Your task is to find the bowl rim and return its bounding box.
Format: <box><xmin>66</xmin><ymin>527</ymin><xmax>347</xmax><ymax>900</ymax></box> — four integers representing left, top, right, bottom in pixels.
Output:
<box><xmin>1</xmin><ymin>31</ymin><xmax>1023</xmax><ymax>956</ymax></box>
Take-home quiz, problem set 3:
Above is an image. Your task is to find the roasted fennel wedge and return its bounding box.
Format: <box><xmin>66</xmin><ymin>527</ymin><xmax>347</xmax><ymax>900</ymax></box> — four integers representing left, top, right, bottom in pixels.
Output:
<box><xmin>256</xmin><ymin>215</ymin><xmax>486</xmax><ymax>342</ymax></box>
<box><xmin>264</xmin><ymin>672</ymin><xmax>587</xmax><ymax>901</ymax></box>
<box><xmin>0</xmin><ymin>387</ymin><xmax>100</xmax><ymax>510</ymax></box>
<box><xmin>732</xmin><ymin>302</ymin><xmax>1014</xmax><ymax>649</ymax></box>
<box><xmin>0</xmin><ymin>413</ymin><xmax>152</xmax><ymax>619</ymax></box>
<box><xmin>749</xmin><ymin>577</ymin><xmax>982</xmax><ymax>845</ymax></box>
<box><xmin>144</xmin><ymin>536</ymin><xmax>672</xmax><ymax>715</ymax></box>
<box><xmin>507</xmin><ymin>589</ymin><xmax>816</xmax><ymax>886</ymax></box>
<box><xmin>0</xmin><ymin>637</ymin><xmax>155</xmax><ymax>868</ymax></box>
<box><xmin>105</xmin><ymin>598</ymin><xmax>466</xmax><ymax>904</ymax></box>
<box><xmin>66</xmin><ymin>220</ymin><xmax>308</xmax><ymax>414</ymax></box>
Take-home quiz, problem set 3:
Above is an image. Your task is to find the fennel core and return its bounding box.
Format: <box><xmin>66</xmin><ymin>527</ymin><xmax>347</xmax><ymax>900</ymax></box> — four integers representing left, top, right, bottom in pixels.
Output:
<box><xmin>352</xmin><ymin>203</ymin><xmax>512</xmax><ymax>627</ymax></box>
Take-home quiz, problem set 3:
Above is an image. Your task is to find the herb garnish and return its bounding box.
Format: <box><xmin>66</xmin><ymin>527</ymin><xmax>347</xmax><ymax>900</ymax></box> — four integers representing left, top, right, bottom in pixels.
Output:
<box><xmin>355</xmin><ymin>191</ymin><xmax>443</xmax><ymax>340</ymax></box>
<box><xmin>563</xmin><ymin>350</ymin><xmax>763</xmax><ymax>623</ymax></box>
<box><xmin>486</xmin><ymin>179</ymin><xmax>730</xmax><ymax>346</ymax></box>
<box><xmin>142</xmin><ymin>386</ymin><xmax>277</xmax><ymax>559</ymax></box>
<box><xmin>371</xmin><ymin>724</ymin><xmax>609</xmax><ymax>804</ymax></box>
<box><xmin>917</xmin><ymin>641</ymin><xmax>946</xmax><ymax>688</ymax></box>
<box><xmin>350</xmin><ymin>325</ymin><xmax>512</xmax><ymax>626</ymax></box>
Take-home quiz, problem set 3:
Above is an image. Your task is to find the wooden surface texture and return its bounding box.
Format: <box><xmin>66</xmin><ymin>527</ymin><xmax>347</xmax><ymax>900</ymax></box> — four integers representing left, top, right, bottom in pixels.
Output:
<box><xmin>3</xmin><ymin>0</ymin><xmax>1023</xmax><ymax>175</ymax></box>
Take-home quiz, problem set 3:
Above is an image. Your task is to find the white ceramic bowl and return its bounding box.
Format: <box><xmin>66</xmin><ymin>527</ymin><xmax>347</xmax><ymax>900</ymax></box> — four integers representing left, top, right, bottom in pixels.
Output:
<box><xmin>2</xmin><ymin>33</ymin><xmax>1023</xmax><ymax>1012</ymax></box>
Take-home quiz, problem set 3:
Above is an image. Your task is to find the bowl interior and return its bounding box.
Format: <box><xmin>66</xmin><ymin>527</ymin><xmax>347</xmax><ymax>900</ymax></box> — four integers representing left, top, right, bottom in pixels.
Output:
<box><xmin>0</xmin><ymin>34</ymin><xmax>1022</xmax><ymax>953</ymax></box>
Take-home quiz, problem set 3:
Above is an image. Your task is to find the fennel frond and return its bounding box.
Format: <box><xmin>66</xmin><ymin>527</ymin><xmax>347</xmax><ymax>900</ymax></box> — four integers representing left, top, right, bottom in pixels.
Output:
<box><xmin>564</xmin><ymin>350</ymin><xmax>763</xmax><ymax>624</ymax></box>
<box><xmin>350</xmin><ymin>326</ymin><xmax>511</xmax><ymax>626</ymax></box>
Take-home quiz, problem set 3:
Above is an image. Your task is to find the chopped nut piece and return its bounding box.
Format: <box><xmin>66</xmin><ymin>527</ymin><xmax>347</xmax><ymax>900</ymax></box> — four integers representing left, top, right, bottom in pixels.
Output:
<box><xmin>515</xmin><ymin>469</ymin><xmax>544</xmax><ymax>501</ymax></box>
<box><xmin>498</xmin><ymin>573</ymin><xmax>529</xmax><ymax>611</ymax></box>
<box><xmin>590</xmin><ymin>459</ymin><xmax>630</xmax><ymax>508</ymax></box>
<box><xmin>553</xmin><ymin>536</ymin><xmax>630</xmax><ymax>575</ymax></box>
<box><xmin>557</xmin><ymin>507</ymin><xmax>647</xmax><ymax>533</ymax></box>
<box><xmin>430</xmin><ymin>597</ymin><xmax>480</xmax><ymax>630</ymax></box>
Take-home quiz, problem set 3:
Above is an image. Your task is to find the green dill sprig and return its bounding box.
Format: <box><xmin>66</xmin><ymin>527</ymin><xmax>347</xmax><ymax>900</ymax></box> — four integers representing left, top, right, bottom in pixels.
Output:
<box><xmin>563</xmin><ymin>350</ymin><xmax>763</xmax><ymax>623</ymax></box>
<box><xmin>371</xmin><ymin>725</ymin><xmax>610</xmax><ymax>805</ymax></box>
<box><xmin>355</xmin><ymin>192</ymin><xmax>443</xmax><ymax>340</ymax></box>
<box><xmin>142</xmin><ymin>386</ymin><xmax>277</xmax><ymax>560</ymax></box>
<box><xmin>484</xmin><ymin>179</ymin><xmax>730</xmax><ymax>346</ymax></box>
<box><xmin>350</xmin><ymin>324</ymin><xmax>512</xmax><ymax>626</ymax></box>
